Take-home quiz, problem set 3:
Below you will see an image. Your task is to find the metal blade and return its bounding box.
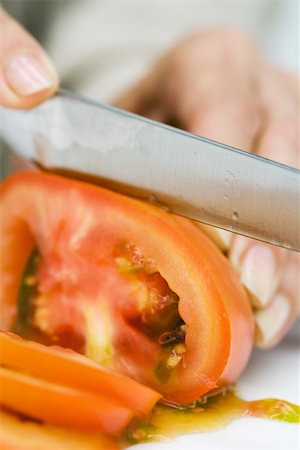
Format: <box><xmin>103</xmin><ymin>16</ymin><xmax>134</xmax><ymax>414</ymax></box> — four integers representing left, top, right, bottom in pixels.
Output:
<box><xmin>0</xmin><ymin>89</ymin><xmax>299</xmax><ymax>251</ymax></box>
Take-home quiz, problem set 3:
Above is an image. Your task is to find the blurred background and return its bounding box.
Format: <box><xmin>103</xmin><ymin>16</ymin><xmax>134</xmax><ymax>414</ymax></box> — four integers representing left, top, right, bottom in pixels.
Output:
<box><xmin>2</xmin><ymin>0</ymin><xmax>299</xmax><ymax>102</ymax></box>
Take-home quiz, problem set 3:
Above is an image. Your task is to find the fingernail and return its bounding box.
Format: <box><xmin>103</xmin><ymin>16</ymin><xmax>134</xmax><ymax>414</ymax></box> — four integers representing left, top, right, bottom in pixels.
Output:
<box><xmin>216</xmin><ymin>229</ymin><xmax>232</xmax><ymax>250</ymax></box>
<box><xmin>255</xmin><ymin>294</ymin><xmax>290</xmax><ymax>348</ymax></box>
<box><xmin>240</xmin><ymin>245</ymin><xmax>278</xmax><ymax>307</ymax></box>
<box><xmin>229</xmin><ymin>237</ymin><xmax>248</xmax><ymax>270</ymax></box>
<box><xmin>5</xmin><ymin>55</ymin><xmax>55</xmax><ymax>96</ymax></box>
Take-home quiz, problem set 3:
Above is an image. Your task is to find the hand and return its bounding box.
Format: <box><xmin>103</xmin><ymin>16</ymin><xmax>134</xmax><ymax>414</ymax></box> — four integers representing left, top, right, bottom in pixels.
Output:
<box><xmin>0</xmin><ymin>7</ymin><xmax>58</xmax><ymax>108</ymax></box>
<box><xmin>116</xmin><ymin>28</ymin><xmax>300</xmax><ymax>349</ymax></box>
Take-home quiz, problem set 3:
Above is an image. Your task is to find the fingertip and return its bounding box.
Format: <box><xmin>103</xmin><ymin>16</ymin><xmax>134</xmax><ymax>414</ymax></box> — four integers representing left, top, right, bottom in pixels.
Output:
<box><xmin>1</xmin><ymin>53</ymin><xmax>58</xmax><ymax>109</ymax></box>
<box><xmin>229</xmin><ymin>238</ymin><xmax>286</xmax><ymax>308</ymax></box>
<box><xmin>240</xmin><ymin>244</ymin><xmax>279</xmax><ymax>308</ymax></box>
<box><xmin>197</xmin><ymin>223</ymin><xmax>233</xmax><ymax>252</ymax></box>
<box><xmin>254</xmin><ymin>293</ymin><xmax>291</xmax><ymax>348</ymax></box>
<box><xmin>0</xmin><ymin>7</ymin><xmax>59</xmax><ymax>109</ymax></box>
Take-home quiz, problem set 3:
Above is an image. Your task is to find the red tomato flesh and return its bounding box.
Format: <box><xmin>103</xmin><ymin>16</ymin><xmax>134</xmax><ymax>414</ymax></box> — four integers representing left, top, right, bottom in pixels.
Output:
<box><xmin>0</xmin><ymin>172</ymin><xmax>254</xmax><ymax>404</ymax></box>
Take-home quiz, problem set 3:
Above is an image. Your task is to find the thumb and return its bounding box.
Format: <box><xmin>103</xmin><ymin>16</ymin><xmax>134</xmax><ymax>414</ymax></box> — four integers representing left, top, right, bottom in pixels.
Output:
<box><xmin>0</xmin><ymin>7</ymin><xmax>58</xmax><ymax>109</ymax></box>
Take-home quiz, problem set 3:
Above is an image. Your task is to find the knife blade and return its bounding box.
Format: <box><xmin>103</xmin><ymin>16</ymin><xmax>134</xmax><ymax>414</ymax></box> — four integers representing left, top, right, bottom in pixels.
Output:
<box><xmin>0</xmin><ymin>88</ymin><xmax>299</xmax><ymax>251</ymax></box>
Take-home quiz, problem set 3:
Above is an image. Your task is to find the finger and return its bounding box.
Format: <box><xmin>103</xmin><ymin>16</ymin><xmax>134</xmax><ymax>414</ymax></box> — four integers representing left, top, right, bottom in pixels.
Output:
<box><xmin>114</xmin><ymin>81</ymin><xmax>147</xmax><ymax>113</ymax></box>
<box><xmin>257</xmin><ymin>121</ymin><xmax>299</xmax><ymax>168</ymax></box>
<box><xmin>182</xmin><ymin>94</ymin><xmax>263</xmax><ymax>151</ymax></box>
<box><xmin>229</xmin><ymin>67</ymin><xmax>299</xmax><ymax>310</ymax></box>
<box><xmin>194</xmin><ymin>223</ymin><xmax>233</xmax><ymax>253</ymax></box>
<box><xmin>229</xmin><ymin>236</ymin><xmax>288</xmax><ymax>308</ymax></box>
<box><xmin>141</xmin><ymin>105</ymin><xmax>168</xmax><ymax>123</ymax></box>
<box><xmin>114</xmin><ymin>67</ymin><xmax>163</xmax><ymax>114</ymax></box>
<box><xmin>0</xmin><ymin>8</ymin><xmax>58</xmax><ymax>108</ymax></box>
<box><xmin>255</xmin><ymin>252</ymin><xmax>300</xmax><ymax>348</ymax></box>
<box><xmin>255</xmin><ymin>66</ymin><xmax>299</xmax><ymax>167</ymax></box>
<box><xmin>180</xmin><ymin>76</ymin><xmax>263</xmax><ymax>255</ymax></box>
<box><xmin>159</xmin><ymin>30</ymin><xmax>265</xmax><ymax>150</ymax></box>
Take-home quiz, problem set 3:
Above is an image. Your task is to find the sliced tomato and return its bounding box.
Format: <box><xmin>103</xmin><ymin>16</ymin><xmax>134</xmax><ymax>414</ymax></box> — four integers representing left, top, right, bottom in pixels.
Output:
<box><xmin>0</xmin><ymin>172</ymin><xmax>254</xmax><ymax>403</ymax></box>
<box><xmin>0</xmin><ymin>332</ymin><xmax>160</xmax><ymax>434</ymax></box>
<box><xmin>0</xmin><ymin>409</ymin><xmax>119</xmax><ymax>450</ymax></box>
<box><xmin>0</xmin><ymin>331</ymin><xmax>160</xmax><ymax>418</ymax></box>
<box><xmin>1</xmin><ymin>366</ymin><xmax>134</xmax><ymax>434</ymax></box>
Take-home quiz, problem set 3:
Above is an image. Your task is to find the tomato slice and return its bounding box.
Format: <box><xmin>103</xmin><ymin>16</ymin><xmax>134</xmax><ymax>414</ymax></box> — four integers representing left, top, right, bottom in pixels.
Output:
<box><xmin>1</xmin><ymin>366</ymin><xmax>134</xmax><ymax>434</ymax></box>
<box><xmin>0</xmin><ymin>332</ymin><xmax>160</xmax><ymax>434</ymax></box>
<box><xmin>0</xmin><ymin>409</ymin><xmax>119</xmax><ymax>450</ymax></box>
<box><xmin>0</xmin><ymin>331</ymin><xmax>160</xmax><ymax>416</ymax></box>
<box><xmin>0</xmin><ymin>172</ymin><xmax>254</xmax><ymax>403</ymax></box>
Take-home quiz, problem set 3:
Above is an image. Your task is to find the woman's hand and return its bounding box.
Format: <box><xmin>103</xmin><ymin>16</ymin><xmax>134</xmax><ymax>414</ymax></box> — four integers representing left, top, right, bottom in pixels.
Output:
<box><xmin>116</xmin><ymin>28</ymin><xmax>300</xmax><ymax>349</ymax></box>
<box><xmin>0</xmin><ymin>7</ymin><xmax>58</xmax><ymax>108</ymax></box>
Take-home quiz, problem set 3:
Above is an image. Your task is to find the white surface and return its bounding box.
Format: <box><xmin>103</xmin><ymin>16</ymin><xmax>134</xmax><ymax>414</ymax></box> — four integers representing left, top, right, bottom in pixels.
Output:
<box><xmin>128</xmin><ymin>321</ymin><xmax>300</xmax><ymax>450</ymax></box>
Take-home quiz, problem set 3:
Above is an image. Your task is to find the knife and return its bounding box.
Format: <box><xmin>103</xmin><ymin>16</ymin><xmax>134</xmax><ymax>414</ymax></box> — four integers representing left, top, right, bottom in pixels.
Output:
<box><xmin>0</xmin><ymin>88</ymin><xmax>299</xmax><ymax>251</ymax></box>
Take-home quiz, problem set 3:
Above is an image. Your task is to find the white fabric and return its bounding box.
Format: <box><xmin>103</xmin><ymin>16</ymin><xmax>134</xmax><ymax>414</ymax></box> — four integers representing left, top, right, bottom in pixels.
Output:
<box><xmin>45</xmin><ymin>0</ymin><xmax>299</xmax><ymax>102</ymax></box>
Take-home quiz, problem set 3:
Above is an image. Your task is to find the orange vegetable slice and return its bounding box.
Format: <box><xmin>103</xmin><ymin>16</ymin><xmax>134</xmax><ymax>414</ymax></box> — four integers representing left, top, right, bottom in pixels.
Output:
<box><xmin>0</xmin><ymin>366</ymin><xmax>133</xmax><ymax>434</ymax></box>
<box><xmin>0</xmin><ymin>331</ymin><xmax>160</xmax><ymax>415</ymax></box>
<box><xmin>0</xmin><ymin>409</ymin><xmax>119</xmax><ymax>450</ymax></box>
<box><xmin>0</xmin><ymin>332</ymin><xmax>160</xmax><ymax>434</ymax></box>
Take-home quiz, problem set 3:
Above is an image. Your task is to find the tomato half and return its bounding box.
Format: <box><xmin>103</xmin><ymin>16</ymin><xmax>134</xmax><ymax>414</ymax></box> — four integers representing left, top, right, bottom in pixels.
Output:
<box><xmin>0</xmin><ymin>172</ymin><xmax>254</xmax><ymax>403</ymax></box>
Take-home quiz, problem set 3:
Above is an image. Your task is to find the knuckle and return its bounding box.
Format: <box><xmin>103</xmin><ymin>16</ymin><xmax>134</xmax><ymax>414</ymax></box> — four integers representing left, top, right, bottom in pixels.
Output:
<box><xmin>227</xmin><ymin>97</ymin><xmax>260</xmax><ymax>124</ymax></box>
<box><xmin>192</xmin><ymin>96</ymin><xmax>261</xmax><ymax>135</ymax></box>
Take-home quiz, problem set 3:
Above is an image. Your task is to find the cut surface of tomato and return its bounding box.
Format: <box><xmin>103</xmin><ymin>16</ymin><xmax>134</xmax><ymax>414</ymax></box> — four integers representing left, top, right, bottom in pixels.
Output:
<box><xmin>0</xmin><ymin>172</ymin><xmax>254</xmax><ymax>403</ymax></box>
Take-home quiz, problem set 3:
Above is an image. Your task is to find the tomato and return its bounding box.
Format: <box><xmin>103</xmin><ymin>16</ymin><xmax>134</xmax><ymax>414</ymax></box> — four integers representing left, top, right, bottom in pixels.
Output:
<box><xmin>0</xmin><ymin>332</ymin><xmax>160</xmax><ymax>434</ymax></box>
<box><xmin>0</xmin><ymin>409</ymin><xmax>119</xmax><ymax>450</ymax></box>
<box><xmin>1</xmin><ymin>366</ymin><xmax>135</xmax><ymax>433</ymax></box>
<box><xmin>0</xmin><ymin>172</ymin><xmax>254</xmax><ymax>404</ymax></box>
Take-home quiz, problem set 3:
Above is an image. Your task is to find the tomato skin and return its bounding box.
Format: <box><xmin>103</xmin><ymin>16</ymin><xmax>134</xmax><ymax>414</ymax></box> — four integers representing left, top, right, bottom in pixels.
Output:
<box><xmin>0</xmin><ymin>172</ymin><xmax>254</xmax><ymax>403</ymax></box>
